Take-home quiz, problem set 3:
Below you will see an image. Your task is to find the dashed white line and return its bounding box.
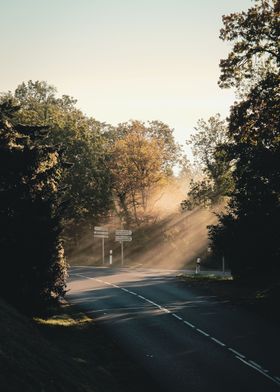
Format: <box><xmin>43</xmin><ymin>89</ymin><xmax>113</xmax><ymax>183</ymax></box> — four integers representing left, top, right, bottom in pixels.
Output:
<box><xmin>172</xmin><ymin>314</ymin><xmax>183</xmax><ymax>321</ymax></box>
<box><xmin>236</xmin><ymin>356</ymin><xmax>280</xmax><ymax>387</ymax></box>
<box><xmin>107</xmin><ymin>282</ymin><xmax>119</xmax><ymax>288</ymax></box>
<box><xmin>71</xmin><ymin>271</ymin><xmax>280</xmax><ymax>388</ymax></box>
<box><xmin>73</xmin><ymin>273</ymin><xmax>91</xmax><ymax>280</ymax></box>
<box><xmin>211</xmin><ymin>337</ymin><xmax>226</xmax><ymax>347</ymax></box>
<box><xmin>228</xmin><ymin>348</ymin><xmax>246</xmax><ymax>359</ymax></box>
<box><xmin>248</xmin><ymin>360</ymin><xmax>265</xmax><ymax>370</ymax></box>
<box><xmin>183</xmin><ymin>320</ymin><xmax>195</xmax><ymax>328</ymax></box>
<box><xmin>196</xmin><ymin>328</ymin><xmax>209</xmax><ymax>337</ymax></box>
<box><xmin>161</xmin><ymin>307</ymin><xmax>171</xmax><ymax>314</ymax></box>
<box><xmin>145</xmin><ymin>299</ymin><xmax>158</xmax><ymax>306</ymax></box>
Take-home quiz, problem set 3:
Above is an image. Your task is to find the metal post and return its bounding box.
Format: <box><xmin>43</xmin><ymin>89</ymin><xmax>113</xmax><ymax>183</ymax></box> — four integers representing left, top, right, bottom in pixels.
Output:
<box><xmin>102</xmin><ymin>237</ymin><xmax>105</xmax><ymax>265</ymax></box>
<box><xmin>222</xmin><ymin>255</ymin><xmax>225</xmax><ymax>275</ymax></box>
<box><xmin>121</xmin><ymin>241</ymin><xmax>124</xmax><ymax>266</ymax></box>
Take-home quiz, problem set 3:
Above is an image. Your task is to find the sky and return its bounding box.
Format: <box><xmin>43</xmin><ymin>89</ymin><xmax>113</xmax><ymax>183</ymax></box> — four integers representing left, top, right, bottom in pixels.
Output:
<box><xmin>0</xmin><ymin>0</ymin><xmax>253</xmax><ymax>153</ymax></box>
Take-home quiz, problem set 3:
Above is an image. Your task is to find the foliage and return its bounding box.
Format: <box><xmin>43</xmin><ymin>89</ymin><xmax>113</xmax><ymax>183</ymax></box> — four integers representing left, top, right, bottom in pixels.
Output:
<box><xmin>108</xmin><ymin>120</ymin><xmax>182</xmax><ymax>225</ymax></box>
<box><xmin>0</xmin><ymin>101</ymin><xmax>68</xmax><ymax>310</ymax></box>
<box><xmin>1</xmin><ymin>81</ymin><xmax>113</xmax><ymax>226</ymax></box>
<box><xmin>182</xmin><ymin>114</ymin><xmax>233</xmax><ymax>210</ymax></box>
<box><xmin>209</xmin><ymin>0</ymin><xmax>280</xmax><ymax>280</ymax></box>
<box><xmin>219</xmin><ymin>0</ymin><xmax>279</xmax><ymax>91</ymax></box>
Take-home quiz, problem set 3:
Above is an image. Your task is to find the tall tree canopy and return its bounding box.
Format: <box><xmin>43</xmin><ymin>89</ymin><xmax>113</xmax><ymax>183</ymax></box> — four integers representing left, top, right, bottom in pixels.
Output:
<box><xmin>108</xmin><ymin>120</ymin><xmax>182</xmax><ymax>225</ymax></box>
<box><xmin>209</xmin><ymin>0</ymin><xmax>280</xmax><ymax>280</ymax></box>
<box><xmin>1</xmin><ymin>81</ymin><xmax>113</xmax><ymax>227</ymax></box>
<box><xmin>219</xmin><ymin>0</ymin><xmax>279</xmax><ymax>90</ymax></box>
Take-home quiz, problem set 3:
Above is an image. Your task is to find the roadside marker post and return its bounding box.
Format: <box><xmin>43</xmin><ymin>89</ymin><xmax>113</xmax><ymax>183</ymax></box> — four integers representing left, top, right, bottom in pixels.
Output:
<box><xmin>196</xmin><ymin>257</ymin><xmax>201</xmax><ymax>274</ymax></box>
<box><xmin>94</xmin><ymin>226</ymin><xmax>109</xmax><ymax>265</ymax></box>
<box><xmin>109</xmin><ymin>249</ymin><xmax>113</xmax><ymax>265</ymax></box>
<box><xmin>115</xmin><ymin>229</ymin><xmax>132</xmax><ymax>266</ymax></box>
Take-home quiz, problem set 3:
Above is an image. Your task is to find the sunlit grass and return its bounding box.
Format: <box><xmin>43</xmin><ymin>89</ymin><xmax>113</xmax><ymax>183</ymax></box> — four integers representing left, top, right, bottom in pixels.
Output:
<box><xmin>34</xmin><ymin>303</ymin><xmax>92</xmax><ymax>327</ymax></box>
<box><xmin>178</xmin><ymin>273</ymin><xmax>233</xmax><ymax>282</ymax></box>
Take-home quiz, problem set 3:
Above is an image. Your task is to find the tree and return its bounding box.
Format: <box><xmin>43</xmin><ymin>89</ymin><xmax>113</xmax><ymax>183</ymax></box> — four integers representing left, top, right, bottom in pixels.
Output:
<box><xmin>1</xmin><ymin>81</ymin><xmax>113</xmax><ymax>227</ymax></box>
<box><xmin>209</xmin><ymin>0</ymin><xmax>280</xmax><ymax>280</ymax></box>
<box><xmin>219</xmin><ymin>0</ymin><xmax>279</xmax><ymax>91</ymax></box>
<box><xmin>108</xmin><ymin>120</ymin><xmax>181</xmax><ymax>225</ymax></box>
<box><xmin>181</xmin><ymin>114</ymin><xmax>233</xmax><ymax>210</ymax></box>
<box><xmin>0</xmin><ymin>101</ymin><xmax>68</xmax><ymax>311</ymax></box>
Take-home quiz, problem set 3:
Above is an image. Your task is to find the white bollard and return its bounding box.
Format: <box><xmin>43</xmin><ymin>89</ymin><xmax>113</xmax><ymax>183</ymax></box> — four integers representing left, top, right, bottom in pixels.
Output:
<box><xmin>196</xmin><ymin>257</ymin><xmax>201</xmax><ymax>274</ymax></box>
<box><xmin>109</xmin><ymin>249</ymin><xmax>113</xmax><ymax>265</ymax></box>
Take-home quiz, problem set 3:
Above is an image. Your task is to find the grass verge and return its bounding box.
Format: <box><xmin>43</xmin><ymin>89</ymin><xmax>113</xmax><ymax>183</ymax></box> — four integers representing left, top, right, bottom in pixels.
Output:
<box><xmin>34</xmin><ymin>301</ymin><xmax>158</xmax><ymax>392</ymax></box>
<box><xmin>177</xmin><ymin>273</ymin><xmax>280</xmax><ymax>325</ymax></box>
<box><xmin>0</xmin><ymin>298</ymin><xmax>157</xmax><ymax>392</ymax></box>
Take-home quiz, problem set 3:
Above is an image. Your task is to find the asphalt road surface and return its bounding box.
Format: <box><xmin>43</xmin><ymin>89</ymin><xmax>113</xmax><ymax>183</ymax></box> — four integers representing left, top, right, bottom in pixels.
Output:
<box><xmin>67</xmin><ymin>266</ymin><xmax>280</xmax><ymax>392</ymax></box>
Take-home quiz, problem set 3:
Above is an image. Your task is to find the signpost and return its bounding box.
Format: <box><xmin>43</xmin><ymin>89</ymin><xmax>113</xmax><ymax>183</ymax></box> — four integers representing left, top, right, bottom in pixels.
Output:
<box><xmin>115</xmin><ymin>236</ymin><xmax>132</xmax><ymax>242</ymax></box>
<box><xmin>115</xmin><ymin>229</ymin><xmax>132</xmax><ymax>265</ymax></box>
<box><xmin>94</xmin><ymin>226</ymin><xmax>109</xmax><ymax>264</ymax></box>
<box><xmin>115</xmin><ymin>230</ymin><xmax>132</xmax><ymax>236</ymax></box>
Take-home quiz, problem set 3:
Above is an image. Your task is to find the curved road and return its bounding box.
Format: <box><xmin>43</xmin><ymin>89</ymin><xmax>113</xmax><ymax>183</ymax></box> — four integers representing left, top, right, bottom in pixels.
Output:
<box><xmin>68</xmin><ymin>266</ymin><xmax>280</xmax><ymax>392</ymax></box>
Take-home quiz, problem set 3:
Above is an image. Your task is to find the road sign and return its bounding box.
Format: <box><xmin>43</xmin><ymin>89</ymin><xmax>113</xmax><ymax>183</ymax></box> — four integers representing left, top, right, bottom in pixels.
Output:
<box><xmin>115</xmin><ymin>229</ymin><xmax>132</xmax><ymax>236</ymax></box>
<box><xmin>94</xmin><ymin>226</ymin><xmax>109</xmax><ymax>265</ymax></box>
<box><xmin>94</xmin><ymin>226</ymin><xmax>108</xmax><ymax>232</ymax></box>
<box><xmin>94</xmin><ymin>233</ymin><xmax>109</xmax><ymax>238</ymax></box>
<box><xmin>94</xmin><ymin>226</ymin><xmax>108</xmax><ymax>238</ymax></box>
<box><xmin>115</xmin><ymin>236</ymin><xmax>132</xmax><ymax>242</ymax></box>
<box><xmin>114</xmin><ymin>230</ymin><xmax>133</xmax><ymax>265</ymax></box>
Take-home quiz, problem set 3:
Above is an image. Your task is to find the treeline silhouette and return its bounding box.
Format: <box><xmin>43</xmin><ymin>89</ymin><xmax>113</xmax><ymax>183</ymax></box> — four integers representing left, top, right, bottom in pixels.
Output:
<box><xmin>0</xmin><ymin>102</ymin><xmax>68</xmax><ymax>312</ymax></box>
<box><xmin>182</xmin><ymin>1</ymin><xmax>280</xmax><ymax>284</ymax></box>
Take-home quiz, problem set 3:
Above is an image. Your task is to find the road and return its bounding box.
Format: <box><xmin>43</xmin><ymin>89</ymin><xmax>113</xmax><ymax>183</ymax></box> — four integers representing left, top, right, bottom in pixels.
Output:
<box><xmin>67</xmin><ymin>266</ymin><xmax>280</xmax><ymax>392</ymax></box>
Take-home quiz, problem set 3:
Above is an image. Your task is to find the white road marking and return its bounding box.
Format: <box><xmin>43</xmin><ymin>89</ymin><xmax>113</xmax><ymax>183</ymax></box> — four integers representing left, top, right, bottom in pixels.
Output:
<box><xmin>145</xmin><ymin>299</ymin><xmax>158</xmax><ymax>306</ymax></box>
<box><xmin>236</xmin><ymin>357</ymin><xmax>280</xmax><ymax>387</ymax></box>
<box><xmin>161</xmin><ymin>307</ymin><xmax>171</xmax><ymax>313</ymax></box>
<box><xmin>172</xmin><ymin>314</ymin><xmax>183</xmax><ymax>321</ymax></box>
<box><xmin>211</xmin><ymin>337</ymin><xmax>226</xmax><ymax>347</ymax></box>
<box><xmin>104</xmin><ymin>282</ymin><xmax>119</xmax><ymax>288</ymax></box>
<box><xmin>71</xmin><ymin>271</ymin><xmax>280</xmax><ymax>388</ymax></box>
<box><xmin>184</xmin><ymin>320</ymin><xmax>195</xmax><ymax>328</ymax></box>
<box><xmin>228</xmin><ymin>348</ymin><xmax>246</xmax><ymax>359</ymax></box>
<box><xmin>73</xmin><ymin>273</ymin><xmax>92</xmax><ymax>280</ymax></box>
<box><xmin>248</xmin><ymin>360</ymin><xmax>264</xmax><ymax>370</ymax></box>
<box><xmin>196</xmin><ymin>329</ymin><xmax>209</xmax><ymax>337</ymax></box>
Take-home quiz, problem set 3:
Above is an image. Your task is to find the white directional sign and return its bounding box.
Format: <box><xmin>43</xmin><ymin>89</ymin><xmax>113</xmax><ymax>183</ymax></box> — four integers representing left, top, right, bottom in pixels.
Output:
<box><xmin>115</xmin><ymin>236</ymin><xmax>132</xmax><ymax>242</ymax></box>
<box><xmin>94</xmin><ymin>226</ymin><xmax>108</xmax><ymax>238</ymax></box>
<box><xmin>115</xmin><ymin>230</ymin><xmax>132</xmax><ymax>236</ymax></box>
<box><xmin>94</xmin><ymin>226</ymin><xmax>109</xmax><ymax>264</ymax></box>
<box><xmin>94</xmin><ymin>226</ymin><xmax>108</xmax><ymax>232</ymax></box>
<box><xmin>114</xmin><ymin>229</ymin><xmax>133</xmax><ymax>265</ymax></box>
<box><xmin>94</xmin><ymin>233</ymin><xmax>109</xmax><ymax>238</ymax></box>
